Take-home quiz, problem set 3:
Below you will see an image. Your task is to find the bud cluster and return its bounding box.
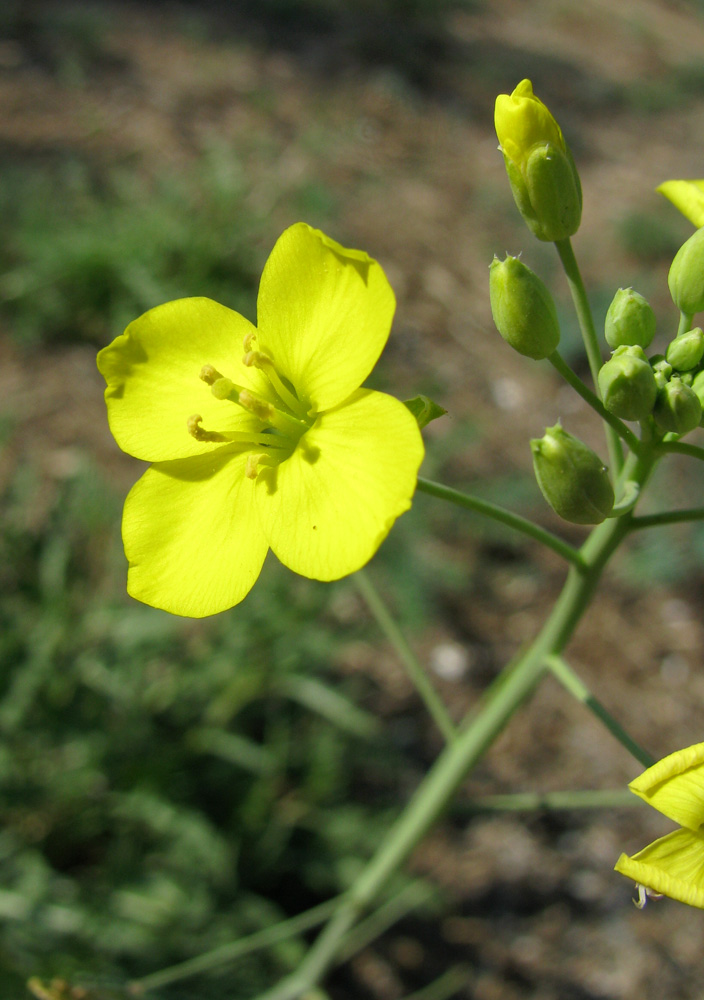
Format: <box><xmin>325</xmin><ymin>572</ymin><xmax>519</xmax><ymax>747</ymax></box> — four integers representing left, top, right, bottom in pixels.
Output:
<box><xmin>597</xmin><ymin>285</ymin><xmax>704</xmax><ymax>435</ymax></box>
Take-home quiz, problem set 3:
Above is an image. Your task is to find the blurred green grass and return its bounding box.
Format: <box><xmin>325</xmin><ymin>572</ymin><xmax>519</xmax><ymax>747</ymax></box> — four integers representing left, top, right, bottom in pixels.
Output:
<box><xmin>0</xmin><ymin>457</ymin><xmax>437</xmax><ymax>996</ymax></box>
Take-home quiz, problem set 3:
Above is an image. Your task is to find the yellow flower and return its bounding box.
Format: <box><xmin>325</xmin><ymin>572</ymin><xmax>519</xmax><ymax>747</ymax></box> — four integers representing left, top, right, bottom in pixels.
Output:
<box><xmin>494</xmin><ymin>79</ymin><xmax>581</xmax><ymax>242</ymax></box>
<box><xmin>97</xmin><ymin>223</ymin><xmax>424</xmax><ymax>617</ymax></box>
<box><xmin>658</xmin><ymin>179</ymin><xmax>704</xmax><ymax>227</ymax></box>
<box><xmin>615</xmin><ymin>742</ymin><xmax>704</xmax><ymax>908</ymax></box>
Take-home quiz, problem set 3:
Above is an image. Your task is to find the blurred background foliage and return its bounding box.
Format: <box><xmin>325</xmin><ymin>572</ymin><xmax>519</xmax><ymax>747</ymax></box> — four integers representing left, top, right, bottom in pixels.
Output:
<box><xmin>4</xmin><ymin>2</ymin><xmax>704</xmax><ymax>999</ymax></box>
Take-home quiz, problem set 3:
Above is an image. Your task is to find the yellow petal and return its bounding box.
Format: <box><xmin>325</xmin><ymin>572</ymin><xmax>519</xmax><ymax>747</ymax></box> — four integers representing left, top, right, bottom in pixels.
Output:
<box><xmin>628</xmin><ymin>742</ymin><xmax>704</xmax><ymax>830</ymax></box>
<box><xmin>615</xmin><ymin>828</ymin><xmax>704</xmax><ymax>909</ymax></box>
<box><xmin>494</xmin><ymin>79</ymin><xmax>564</xmax><ymax>169</ymax></box>
<box><xmin>98</xmin><ymin>298</ymin><xmax>267</xmax><ymax>462</ymax></box>
<box><xmin>256</xmin><ymin>223</ymin><xmax>396</xmax><ymax>412</ymax></box>
<box><xmin>255</xmin><ymin>389</ymin><xmax>424</xmax><ymax>580</ymax></box>
<box><xmin>658</xmin><ymin>180</ymin><xmax>704</xmax><ymax>228</ymax></box>
<box><xmin>123</xmin><ymin>447</ymin><xmax>269</xmax><ymax>617</ymax></box>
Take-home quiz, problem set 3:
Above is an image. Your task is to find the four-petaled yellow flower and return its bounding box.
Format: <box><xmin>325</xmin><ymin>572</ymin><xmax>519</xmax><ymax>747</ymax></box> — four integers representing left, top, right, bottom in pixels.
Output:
<box><xmin>97</xmin><ymin>223</ymin><xmax>424</xmax><ymax>617</ymax></box>
<box><xmin>615</xmin><ymin>742</ymin><xmax>704</xmax><ymax>908</ymax></box>
<box><xmin>658</xmin><ymin>179</ymin><xmax>704</xmax><ymax>228</ymax></box>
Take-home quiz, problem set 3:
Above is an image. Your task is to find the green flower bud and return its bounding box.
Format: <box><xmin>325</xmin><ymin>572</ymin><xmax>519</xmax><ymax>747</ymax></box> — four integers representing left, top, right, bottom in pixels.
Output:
<box><xmin>650</xmin><ymin>354</ymin><xmax>673</xmax><ymax>390</ymax></box>
<box><xmin>530</xmin><ymin>423</ymin><xmax>614</xmax><ymax>525</ymax></box>
<box><xmin>604</xmin><ymin>288</ymin><xmax>656</xmax><ymax>350</ymax></box>
<box><xmin>597</xmin><ymin>346</ymin><xmax>657</xmax><ymax>422</ymax></box>
<box><xmin>691</xmin><ymin>370</ymin><xmax>704</xmax><ymax>424</ymax></box>
<box><xmin>665</xmin><ymin>327</ymin><xmax>704</xmax><ymax>371</ymax></box>
<box><xmin>653</xmin><ymin>377</ymin><xmax>703</xmax><ymax>435</ymax></box>
<box><xmin>668</xmin><ymin>227</ymin><xmax>704</xmax><ymax>315</ymax></box>
<box><xmin>679</xmin><ymin>370</ymin><xmax>694</xmax><ymax>387</ymax></box>
<box><xmin>495</xmin><ymin>80</ymin><xmax>582</xmax><ymax>242</ymax></box>
<box><xmin>489</xmin><ymin>254</ymin><xmax>560</xmax><ymax>359</ymax></box>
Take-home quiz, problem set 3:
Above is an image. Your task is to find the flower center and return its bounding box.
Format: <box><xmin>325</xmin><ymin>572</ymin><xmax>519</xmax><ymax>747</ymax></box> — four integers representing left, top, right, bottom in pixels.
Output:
<box><xmin>187</xmin><ymin>335</ymin><xmax>316</xmax><ymax>479</ymax></box>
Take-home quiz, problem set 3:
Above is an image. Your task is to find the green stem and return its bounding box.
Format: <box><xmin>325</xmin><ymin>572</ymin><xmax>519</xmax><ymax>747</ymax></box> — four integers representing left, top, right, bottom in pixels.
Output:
<box><xmin>554</xmin><ymin>237</ymin><xmax>624</xmax><ymax>474</ymax></box>
<box><xmin>657</xmin><ymin>440</ymin><xmax>704</xmax><ymax>462</ymax></box>
<box><xmin>337</xmin><ymin>880</ymin><xmax>435</xmax><ymax>963</ymax></box>
<box><xmin>547</xmin><ymin>351</ymin><xmax>641</xmax><ymax>454</ymax></box>
<box><xmin>416</xmin><ymin>477</ymin><xmax>586</xmax><ymax>569</ymax></box>
<box><xmin>630</xmin><ymin>507</ymin><xmax>704</xmax><ymax>529</ymax></box>
<box><xmin>130</xmin><ymin>898</ymin><xmax>339</xmax><ymax>993</ymax></box>
<box><xmin>458</xmin><ymin>788</ymin><xmax>639</xmax><ymax>812</ymax></box>
<box><xmin>401</xmin><ymin>966</ymin><xmax>471</xmax><ymax>1000</ymax></box>
<box><xmin>678</xmin><ymin>311</ymin><xmax>694</xmax><ymax>337</ymax></box>
<box><xmin>545</xmin><ymin>654</ymin><xmax>654</xmax><ymax>768</ymax></box>
<box><xmin>253</xmin><ymin>453</ymin><xmax>654</xmax><ymax>1000</ymax></box>
<box><xmin>354</xmin><ymin>570</ymin><xmax>457</xmax><ymax>744</ymax></box>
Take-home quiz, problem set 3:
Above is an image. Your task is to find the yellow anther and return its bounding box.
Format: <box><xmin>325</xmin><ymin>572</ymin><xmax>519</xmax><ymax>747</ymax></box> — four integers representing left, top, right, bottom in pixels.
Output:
<box><xmin>245</xmin><ymin>453</ymin><xmax>265</xmax><ymax>479</ymax></box>
<box><xmin>239</xmin><ymin>389</ymin><xmax>275</xmax><ymax>422</ymax></box>
<box><xmin>187</xmin><ymin>415</ymin><xmax>227</xmax><ymax>442</ymax></box>
<box><xmin>200</xmin><ymin>364</ymin><xmax>223</xmax><ymax>385</ymax></box>
<box><xmin>243</xmin><ymin>331</ymin><xmax>257</xmax><ymax>352</ymax></box>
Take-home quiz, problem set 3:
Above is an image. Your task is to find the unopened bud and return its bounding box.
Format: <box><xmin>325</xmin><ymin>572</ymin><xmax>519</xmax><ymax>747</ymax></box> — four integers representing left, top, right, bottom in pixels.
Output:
<box><xmin>653</xmin><ymin>377</ymin><xmax>703</xmax><ymax>435</ymax></box>
<box><xmin>604</xmin><ymin>288</ymin><xmax>656</xmax><ymax>350</ymax></box>
<box><xmin>668</xmin><ymin>227</ymin><xmax>704</xmax><ymax>315</ymax></box>
<box><xmin>691</xmin><ymin>370</ymin><xmax>704</xmax><ymax>424</ymax></box>
<box><xmin>489</xmin><ymin>255</ymin><xmax>560</xmax><ymax>360</ymax></box>
<box><xmin>530</xmin><ymin>423</ymin><xmax>614</xmax><ymax>525</ymax></box>
<box><xmin>650</xmin><ymin>354</ymin><xmax>672</xmax><ymax>390</ymax></box>
<box><xmin>598</xmin><ymin>346</ymin><xmax>657</xmax><ymax>422</ymax></box>
<box><xmin>665</xmin><ymin>327</ymin><xmax>704</xmax><ymax>372</ymax></box>
<box><xmin>495</xmin><ymin>80</ymin><xmax>582</xmax><ymax>242</ymax></box>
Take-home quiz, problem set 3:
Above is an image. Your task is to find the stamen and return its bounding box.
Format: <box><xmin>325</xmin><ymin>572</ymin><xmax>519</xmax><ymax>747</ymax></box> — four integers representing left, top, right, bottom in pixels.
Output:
<box><xmin>188</xmin><ymin>414</ymin><xmax>289</xmax><ymax>450</ymax></box>
<box><xmin>633</xmin><ymin>883</ymin><xmax>663</xmax><ymax>909</ymax></box>
<box><xmin>243</xmin><ymin>331</ymin><xmax>257</xmax><ymax>352</ymax></box>
<box><xmin>200</xmin><ymin>364</ymin><xmax>224</xmax><ymax>385</ymax></box>
<box><xmin>211</xmin><ymin>377</ymin><xmax>240</xmax><ymax>402</ymax></box>
<box><xmin>239</xmin><ymin>389</ymin><xmax>275</xmax><ymax>423</ymax></box>
<box><xmin>245</xmin><ymin>452</ymin><xmax>278</xmax><ymax>479</ymax></box>
<box><xmin>242</xmin><ymin>349</ymin><xmax>308</xmax><ymax>418</ymax></box>
<box><xmin>239</xmin><ymin>389</ymin><xmax>308</xmax><ymax>436</ymax></box>
<box><xmin>187</xmin><ymin>415</ymin><xmax>227</xmax><ymax>443</ymax></box>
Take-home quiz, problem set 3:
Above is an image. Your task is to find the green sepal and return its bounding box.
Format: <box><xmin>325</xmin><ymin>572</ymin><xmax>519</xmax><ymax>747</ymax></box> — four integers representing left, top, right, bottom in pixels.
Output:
<box><xmin>598</xmin><ymin>346</ymin><xmax>657</xmax><ymax>422</ymax></box>
<box><xmin>653</xmin><ymin>377</ymin><xmax>703</xmax><ymax>434</ymax></box>
<box><xmin>604</xmin><ymin>288</ymin><xmax>656</xmax><ymax>350</ymax></box>
<box><xmin>523</xmin><ymin>142</ymin><xmax>582</xmax><ymax>242</ymax></box>
<box><xmin>403</xmin><ymin>395</ymin><xmax>447</xmax><ymax>430</ymax></box>
<box><xmin>530</xmin><ymin>423</ymin><xmax>614</xmax><ymax>525</ymax></box>
<box><xmin>666</xmin><ymin>327</ymin><xmax>704</xmax><ymax>372</ymax></box>
<box><xmin>489</xmin><ymin>254</ymin><xmax>560</xmax><ymax>360</ymax></box>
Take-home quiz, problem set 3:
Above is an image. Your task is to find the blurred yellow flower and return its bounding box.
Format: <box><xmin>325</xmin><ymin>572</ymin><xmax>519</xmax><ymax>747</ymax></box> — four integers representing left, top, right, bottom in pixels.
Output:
<box><xmin>658</xmin><ymin>179</ymin><xmax>704</xmax><ymax>228</ymax></box>
<box><xmin>98</xmin><ymin>223</ymin><xmax>424</xmax><ymax>617</ymax></box>
<box><xmin>615</xmin><ymin>742</ymin><xmax>704</xmax><ymax>908</ymax></box>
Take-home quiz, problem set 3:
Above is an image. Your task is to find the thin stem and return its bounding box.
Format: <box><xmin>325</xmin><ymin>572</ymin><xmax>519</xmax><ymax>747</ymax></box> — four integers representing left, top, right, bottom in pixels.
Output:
<box><xmin>354</xmin><ymin>570</ymin><xmax>457</xmax><ymax>744</ymax></box>
<box><xmin>337</xmin><ymin>881</ymin><xmax>434</xmax><ymax>963</ymax></box>
<box><xmin>630</xmin><ymin>507</ymin><xmax>704</xmax><ymax>529</ymax></box>
<box><xmin>547</xmin><ymin>351</ymin><xmax>641</xmax><ymax>454</ymax></box>
<box><xmin>401</xmin><ymin>966</ymin><xmax>471</xmax><ymax>1000</ymax></box>
<box><xmin>129</xmin><ymin>898</ymin><xmax>339</xmax><ymax>993</ymax></box>
<box><xmin>416</xmin><ymin>477</ymin><xmax>586</xmax><ymax>569</ymax></box>
<box><xmin>678</xmin><ymin>311</ymin><xmax>694</xmax><ymax>337</ymax></box>
<box><xmin>545</xmin><ymin>654</ymin><xmax>654</xmax><ymax>768</ymax></box>
<box><xmin>252</xmin><ymin>452</ymin><xmax>654</xmax><ymax>1000</ymax></box>
<box><xmin>554</xmin><ymin>237</ymin><xmax>624</xmax><ymax>474</ymax></box>
<box><xmin>657</xmin><ymin>440</ymin><xmax>704</xmax><ymax>462</ymax></box>
<box><xmin>459</xmin><ymin>788</ymin><xmax>638</xmax><ymax>812</ymax></box>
